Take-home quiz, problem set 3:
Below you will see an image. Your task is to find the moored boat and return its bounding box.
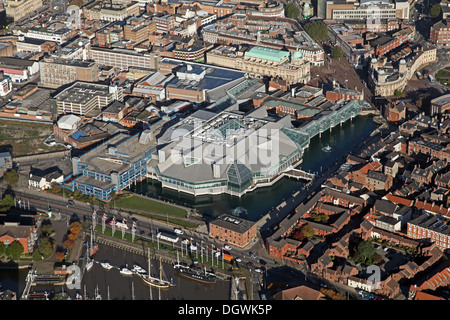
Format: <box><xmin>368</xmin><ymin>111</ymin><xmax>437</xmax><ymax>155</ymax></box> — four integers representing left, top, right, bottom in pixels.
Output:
<box><xmin>176</xmin><ymin>265</ymin><xmax>217</xmax><ymax>284</ymax></box>
<box><xmin>120</xmin><ymin>267</ymin><xmax>133</xmax><ymax>276</ymax></box>
<box><xmin>140</xmin><ymin>249</ymin><xmax>174</xmax><ymax>289</ymax></box>
<box><xmin>101</xmin><ymin>261</ymin><xmax>113</xmax><ymax>270</ymax></box>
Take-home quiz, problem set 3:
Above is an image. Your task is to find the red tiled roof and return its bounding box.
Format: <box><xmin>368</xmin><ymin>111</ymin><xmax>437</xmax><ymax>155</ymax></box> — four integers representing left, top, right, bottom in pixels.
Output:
<box><xmin>359</xmin><ymin>161</ymin><xmax>382</xmax><ymax>174</ymax></box>
<box><xmin>414</xmin><ymin>291</ymin><xmax>445</xmax><ymax>300</ymax></box>
<box><xmin>385</xmin><ymin>193</ymin><xmax>414</xmax><ymax>207</ymax></box>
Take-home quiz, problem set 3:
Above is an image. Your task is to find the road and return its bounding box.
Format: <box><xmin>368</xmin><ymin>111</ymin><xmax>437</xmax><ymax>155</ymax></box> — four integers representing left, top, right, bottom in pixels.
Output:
<box><xmin>0</xmin><ymin>184</ymin><xmax>271</xmax><ymax>278</ymax></box>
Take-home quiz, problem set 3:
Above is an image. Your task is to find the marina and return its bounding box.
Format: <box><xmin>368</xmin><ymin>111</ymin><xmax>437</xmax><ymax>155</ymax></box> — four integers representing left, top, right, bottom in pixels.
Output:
<box><xmin>5</xmin><ymin>243</ymin><xmax>230</xmax><ymax>300</ymax></box>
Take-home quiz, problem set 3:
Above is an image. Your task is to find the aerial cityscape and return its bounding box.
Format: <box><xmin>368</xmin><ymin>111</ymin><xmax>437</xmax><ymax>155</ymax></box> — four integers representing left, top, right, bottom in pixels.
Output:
<box><xmin>0</xmin><ymin>0</ymin><xmax>449</xmax><ymax>306</ymax></box>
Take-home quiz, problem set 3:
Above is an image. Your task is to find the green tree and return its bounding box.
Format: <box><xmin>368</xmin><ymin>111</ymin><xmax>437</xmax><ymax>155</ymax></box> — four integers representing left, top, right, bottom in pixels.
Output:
<box><xmin>285</xmin><ymin>2</ymin><xmax>300</xmax><ymax>19</ymax></box>
<box><xmin>1</xmin><ymin>194</ymin><xmax>14</xmax><ymax>211</ymax></box>
<box><xmin>35</xmin><ymin>237</ymin><xmax>55</xmax><ymax>259</ymax></box>
<box><xmin>5</xmin><ymin>240</ymin><xmax>24</xmax><ymax>260</ymax></box>
<box><xmin>357</xmin><ymin>240</ymin><xmax>376</xmax><ymax>264</ymax></box>
<box><xmin>41</xmin><ymin>222</ymin><xmax>55</xmax><ymax>238</ymax></box>
<box><xmin>429</xmin><ymin>3</ymin><xmax>441</xmax><ymax>18</ymax></box>
<box><xmin>0</xmin><ymin>242</ymin><xmax>6</xmax><ymax>256</ymax></box>
<box><xmin>304</xmin><ymin>20</ymin><xmax>328</xmax><ymax>41</ymax></box>
<box><xmin>394</xmin><ymin>89</ymin><xmax>403</xmax><ymax>98</ymax></box>
<box><xmin>331</xmin><ymin>46</ymin><xmax>343</xmax><ymax>59</ymax></box>
<box><xmin>3</xmin><ymin>169</ymin><xmax>18</xmax><ymax>187</ymax></box>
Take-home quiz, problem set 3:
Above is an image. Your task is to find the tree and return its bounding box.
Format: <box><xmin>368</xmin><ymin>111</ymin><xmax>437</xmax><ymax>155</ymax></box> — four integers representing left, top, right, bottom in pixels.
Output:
<box><xmin>1</xmin><ymin>194</ymin><xmax>14</xmax><ymax>211</ymax></box>
<box><xmin>291</xmin><ymin>229</ymin><xmax>306</xmax><ymax>241</ymax></box>
<box><xmin>357</xmin><ymin>240</ymin><xmax>376</xmax><ymax>263</ymax></box>
<box><xmin>429</xmin><ymin>3</ymin><xmax>441</xmax><ymax>18</ymax></box>
<box><xmin>35</xmin><ymin>237</ymin><xmax>55</xmax><ymax>259</ymax></box>
<box><xmin>331</xmin><ymin>46</ymin><xmax>343</xmax><ymax>59</ymax></box>
<box><xmin>301</xmin><ymin>224</ymin><xmax>315</xmax><ymax>238</ymax></box>
<box><xmin>3</xmin><ymin>169</ymin><xmax>18</xmax><ymax>187</ymax></box>
<box><xmin>304</xmin><ymin>20</ymin><xmax>328</xmax><ymax>41</ymax></box>
<box><xmin>0</xmin><ymin>242</ymin><xmax>6</xmax><ymax>256</ymax></box>
<box><xmin>41</xmin><ymin>224</ymin><xmax>55</xmax><ymax>238</ymax></box>
<box><xmin>394</xmin><ymin>89</ymin><xmax>403</xmax><ymax>98</ymax></box>
<box><xmin>285</xmin><ymin>3</ymin><xmax>300</xmax><ymax>19</ymax></box>
<box><xmin>5</xmin><ymin>240</ymin><xmax>24</xmax><ymax>260</ymax></box>
<box><xmin>63</xmin><ymin>239</ymin><xmax>75</xmax><ymax>249</ymax></box>
<box><xmin>55</xmin><ymin>251</ymin><xmax>65</xmax><ymax>262</ymax></box>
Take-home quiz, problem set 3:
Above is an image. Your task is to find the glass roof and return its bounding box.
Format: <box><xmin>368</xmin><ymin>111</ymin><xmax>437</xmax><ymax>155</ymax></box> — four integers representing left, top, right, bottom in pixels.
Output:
<box><xmin>227</xmin><ymin>160</ymin><xmax>253</xmax><ymax>188</ymax></box>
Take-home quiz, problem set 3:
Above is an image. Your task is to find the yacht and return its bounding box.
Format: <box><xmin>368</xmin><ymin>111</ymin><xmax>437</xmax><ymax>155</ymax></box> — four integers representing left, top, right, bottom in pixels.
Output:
<box><xmin>101</xmin><ymin>261</ymin><xmax>113</xmax><ymax>270</ymax></box>
<box><xmin>132</xmin><ymin>264</ymin><xmax>147</xmax><ymax>274</ymax></box>
<box><xmin>86</xmin><ymin>258</ymin><xmax>94</xmax><ymax>272</ymax></box>
<box><xmin>120</xmin><ymin>267</ymin><xmax>133</xmax><ymax>276</ymax></box>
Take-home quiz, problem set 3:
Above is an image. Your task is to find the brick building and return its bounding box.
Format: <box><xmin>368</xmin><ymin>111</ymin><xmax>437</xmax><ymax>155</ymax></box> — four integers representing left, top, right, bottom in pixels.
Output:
<box><xmin>430</xmin><ymin>20</ymin><xmax>450</xmax><ymax>47</ymax></box>
<box><xmin>208</xmin><ymin>214</ymin><xmax>257</xmax><ymax>248</ymax></box>
<box><xmin>407</xmin><ymin>212</ymin><xmax>450</xmax><ymax>252</ymax></box>
<box><xmin>0</xmin><ymin>222</ymin><xmax>37</xmax><ymax>254</ymax></box>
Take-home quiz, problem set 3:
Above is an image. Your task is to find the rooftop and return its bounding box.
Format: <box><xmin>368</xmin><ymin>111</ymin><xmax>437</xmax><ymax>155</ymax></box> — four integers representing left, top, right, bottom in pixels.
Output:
<box><xmin>244</xmin><ymin>46</ymin><xmax>290</xmax><ymax>63</ymax></box>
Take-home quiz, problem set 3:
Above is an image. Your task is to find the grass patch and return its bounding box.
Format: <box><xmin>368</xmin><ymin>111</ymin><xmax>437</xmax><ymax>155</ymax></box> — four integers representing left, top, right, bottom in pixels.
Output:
<box><xmin>113</xmin><ymin>194</ymin><xmax>187</xmax><ymax>218</ymax></box>
<box><xmin>0</xmin><ymin>120</ymin><xmax>66</xmax><ymax>156</ymax></box>
<box><xmin>436</xmin><ymin>69</ymin><xmax>450</xmax><ymax>79</ymax></box>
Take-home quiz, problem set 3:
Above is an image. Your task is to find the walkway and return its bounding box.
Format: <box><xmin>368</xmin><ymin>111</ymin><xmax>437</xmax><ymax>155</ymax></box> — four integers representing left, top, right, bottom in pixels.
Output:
<box><xmin>283</xmin><ymin>169</ymin><xmax>315</xmax><ymax>181</ymax></box>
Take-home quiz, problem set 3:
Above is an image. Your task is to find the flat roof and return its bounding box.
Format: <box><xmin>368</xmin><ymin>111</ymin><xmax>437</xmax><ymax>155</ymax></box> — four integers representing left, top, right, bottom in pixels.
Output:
<box><xmin>79</xmin><ymin>133</ymin><xmax>157</xmax><ymax>175</ymax></box>
<box><xmin>244</xmin><ymin>46</ymin><xmax>290</xmax><ymax>62</ymax></box>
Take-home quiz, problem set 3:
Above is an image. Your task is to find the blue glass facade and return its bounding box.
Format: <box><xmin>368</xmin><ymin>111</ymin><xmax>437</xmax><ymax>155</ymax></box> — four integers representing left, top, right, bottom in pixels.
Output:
<box><xmin>68</xmin><ymin>133</ymin><xmax>157</xmax><ymax>200</ymax></box>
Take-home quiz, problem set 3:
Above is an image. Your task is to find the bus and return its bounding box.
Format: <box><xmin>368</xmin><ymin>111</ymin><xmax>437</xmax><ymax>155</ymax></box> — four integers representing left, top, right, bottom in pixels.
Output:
<box><xmin>416</xmin><ymin>71</ymin><xmax>422</xmax><ymax>79</ymax></box>
<box><xmin>428</xmin><ymin>74</ymin><xmax>435</xmax><ymax>83</ymax></box>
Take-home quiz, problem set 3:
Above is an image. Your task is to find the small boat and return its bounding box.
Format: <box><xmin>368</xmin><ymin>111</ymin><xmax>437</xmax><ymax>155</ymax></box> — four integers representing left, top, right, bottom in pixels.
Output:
<box><xmin>101</xmin><ymin>261</ymin><xmax>113</xmax><ymax>270</ymax></box>
<box><xmin>86</xmin><ymin>258</ymin><xmax>94</xmax><ymax>271</ymax></box>
<box><xmin>120</xmin><ymin>267</ymin><xmax>133</xmax><ymax>276</ymax></box>
<box><xmin>132</xmin><ymin>264</ymin><xmax>147</xmax><ymax>274</ymax></box>
<box><xmin>86</xmin><ymin>257</ymin><xmax>94</xmax><ymax>271</ymax></box>
<box><xmin>322</xmin><ymin>145</ymin><xmax>332</xmax><ymax>152</ymax></box>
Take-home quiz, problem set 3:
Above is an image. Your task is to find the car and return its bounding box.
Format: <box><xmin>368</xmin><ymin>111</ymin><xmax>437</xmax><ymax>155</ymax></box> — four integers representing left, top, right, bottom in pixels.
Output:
<box><xmin>249</xmin><ymin>252</ymin><xmax>257</xmax><ymax>259</ymax></box>
<box><xmin>235</xmin><ymin>257</ymin><xmax>242</xmax><ymax>263</ymax></box>
<box><xmin>182</xmin><ymin>239</ymin><xmax>189</xmax><ymax>244</ymax></box>
<box><xmin>224</xmin><ymin>244</ymin><xmax>232</xmax><ymax>250</ymax></box>
<box><xmin>254</xmin><ymin>267</ymin><xmax>261</xmax><ymax>273</ymax></box>
<box><xmin>259</xmin><ymin>259</ymin><xmax>266</xmax><ymax>265</ymax></box>
<box><xmin>174</xmin><ymin>228</ymin><xmax>184</xmax><ymax>235</ymax></box>
<box><xmin>67</xmin><ymin>200</ymin><xmax>75</xmax><ymax>205</ymax></box>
